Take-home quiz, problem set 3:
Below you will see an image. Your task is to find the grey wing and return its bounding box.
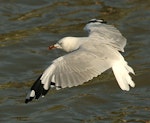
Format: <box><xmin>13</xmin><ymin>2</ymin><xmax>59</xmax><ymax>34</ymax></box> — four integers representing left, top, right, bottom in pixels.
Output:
<box><xmin>41</xmin><ymin>49</ymin><xmax>112</xmax><ymax>90</ymax></box>
<box><xmin>84</xmin><ymin>23</ymin><xmax>127</xmax><ymax>52</ymax></box>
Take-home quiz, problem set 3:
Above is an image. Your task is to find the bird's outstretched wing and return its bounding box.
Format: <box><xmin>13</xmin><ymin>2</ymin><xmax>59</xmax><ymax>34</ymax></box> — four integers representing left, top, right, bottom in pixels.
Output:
<box><xmin>25</xmin><ymin>48</ymin><xmax>112</xmax><ymax>103</ymax></box>
<box><xmin>84</xmin><ymin>22</ymin><xmax>127</xmax><ymax>52</ymax></box>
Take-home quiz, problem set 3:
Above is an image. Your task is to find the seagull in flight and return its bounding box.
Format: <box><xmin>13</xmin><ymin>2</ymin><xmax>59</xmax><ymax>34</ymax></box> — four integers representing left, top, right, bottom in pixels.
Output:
<box><xmin>25</xmin><ymin>19</ymin><xmax>135</xmax><ymax>103</ymax></box>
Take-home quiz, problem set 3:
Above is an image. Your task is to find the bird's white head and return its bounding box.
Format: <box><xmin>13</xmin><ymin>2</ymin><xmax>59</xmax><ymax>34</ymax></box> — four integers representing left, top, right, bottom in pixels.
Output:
<box><xmin>49</xmin><ymin>37</ymin><xmax>81</xmax><ymax>52</ymax></box>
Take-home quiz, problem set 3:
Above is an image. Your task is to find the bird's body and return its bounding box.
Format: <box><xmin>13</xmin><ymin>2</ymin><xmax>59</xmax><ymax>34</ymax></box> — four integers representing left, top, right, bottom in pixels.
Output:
<box><xmin>25</xmin><ymin>19</ymin><xmax>135</xmax><ymax>103</ymax></box>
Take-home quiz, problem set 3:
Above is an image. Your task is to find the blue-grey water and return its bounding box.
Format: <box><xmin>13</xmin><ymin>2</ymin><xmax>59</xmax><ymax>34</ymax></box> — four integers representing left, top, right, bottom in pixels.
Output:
<box><xmin>0</xmin><ymin>0</ymin><xmax>150</xmax><ymax>123</ymax></box>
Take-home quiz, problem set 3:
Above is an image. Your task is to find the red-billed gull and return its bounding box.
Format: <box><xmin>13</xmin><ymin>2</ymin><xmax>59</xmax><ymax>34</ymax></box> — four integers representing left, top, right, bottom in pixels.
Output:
<box><xmin>25</xmin><ymin>19</ymin><xmax>135</xmax><ymax>103</ymax></box>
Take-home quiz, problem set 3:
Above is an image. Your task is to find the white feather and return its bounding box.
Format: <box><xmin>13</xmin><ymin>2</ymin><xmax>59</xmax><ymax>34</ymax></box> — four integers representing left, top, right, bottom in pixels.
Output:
<box><xmin>112</xmin><ymin>61</ymin><xmax>135</xmax><ymax>91</ymax></box>
<box><xmin>41</xmin><ymin>64</ymin><xmax>56</xmax><ymax>90</ymax></box>
<box><xmin>26</xmin><ymin>90</ymin><xmax>35</xmax><ymax>99</ymax></box>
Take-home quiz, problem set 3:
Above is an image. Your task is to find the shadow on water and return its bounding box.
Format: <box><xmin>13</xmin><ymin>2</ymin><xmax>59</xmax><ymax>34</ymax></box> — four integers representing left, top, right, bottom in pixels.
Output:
<box><xmin>0</xmin><ymin>0</ymin><xmax>150</xmax><ymax>123</ymax></box>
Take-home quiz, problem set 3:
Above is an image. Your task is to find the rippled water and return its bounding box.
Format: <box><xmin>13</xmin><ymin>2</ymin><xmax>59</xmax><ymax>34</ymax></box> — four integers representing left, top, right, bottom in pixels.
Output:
<box><xmin>0</xmin><ymin>0</ymin><xmax>150</xmax><ymax>123</ymax></box>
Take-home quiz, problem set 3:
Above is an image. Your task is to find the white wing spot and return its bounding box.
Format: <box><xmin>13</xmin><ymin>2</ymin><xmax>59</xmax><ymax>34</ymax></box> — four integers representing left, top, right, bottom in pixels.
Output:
<box><xmin>30</xmin><ymin>90</ymin><xmax>35</xmax><ymax>97</ymax></box>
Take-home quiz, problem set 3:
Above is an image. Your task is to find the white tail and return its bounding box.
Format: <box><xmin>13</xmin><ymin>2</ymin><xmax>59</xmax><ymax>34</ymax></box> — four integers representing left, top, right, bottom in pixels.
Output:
<box><xmin>112</xmin><ymin>60</ymin><xmax>135</xmax><ymax>91</ymax></box>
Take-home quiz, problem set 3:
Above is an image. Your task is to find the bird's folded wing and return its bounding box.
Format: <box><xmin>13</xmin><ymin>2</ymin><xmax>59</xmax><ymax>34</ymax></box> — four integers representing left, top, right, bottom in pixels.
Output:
<box><xmin>41</xmin><ymin>49</ymin><xmax>111</xmax><ymax>89</ymax></box>
<box><xmin>84</xmin><ymin>23</ymin><xmax>126</xmax><ymax>52</ymax></box>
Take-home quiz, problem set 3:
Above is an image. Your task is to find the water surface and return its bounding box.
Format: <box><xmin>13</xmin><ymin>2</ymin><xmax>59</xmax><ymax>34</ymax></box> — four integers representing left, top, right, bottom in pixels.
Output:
<box><xmin>0</xmin><ymin>0</ymin><xmax>150</xmax><ymax>123</ymax></box>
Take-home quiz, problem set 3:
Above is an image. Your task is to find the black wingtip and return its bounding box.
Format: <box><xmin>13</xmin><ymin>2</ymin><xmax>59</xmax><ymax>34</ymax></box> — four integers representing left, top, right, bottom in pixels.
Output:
<box><xmin>88</xmin><ymin>19</ymin><xmax>107</xmax><ymax>24</ymax></box>
<box><xmin>42</xmin><ymin>89</ymin><xmax>49</xmax><ymax>96</ymax></box>
<box><xmin>25</xmin><ymin>97</ymin><xmax>34</xmax><ymax>104</ymax></box>
<box><xmin>25</xmin><ymin>75</ymin><xmax>50</xmax><ymax>103</ymax></box>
